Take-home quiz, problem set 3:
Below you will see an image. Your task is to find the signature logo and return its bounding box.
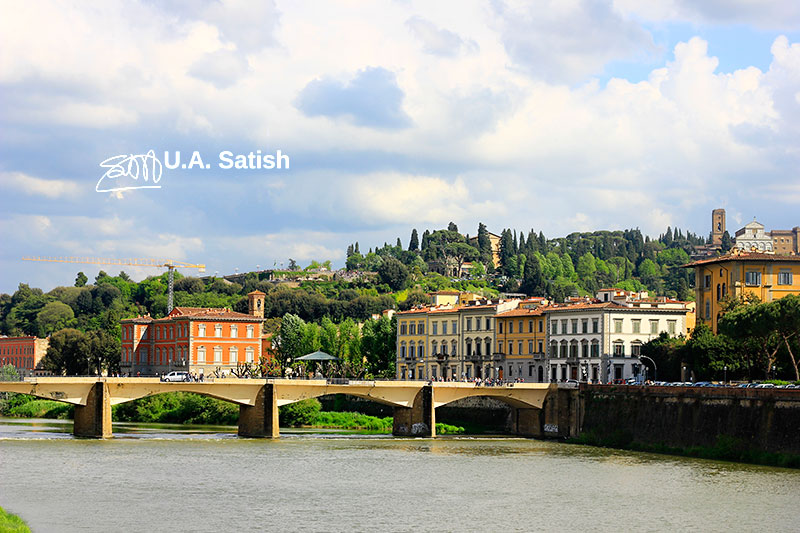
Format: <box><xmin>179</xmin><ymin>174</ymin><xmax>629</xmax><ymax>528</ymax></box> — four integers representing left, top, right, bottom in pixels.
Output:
<box><xmin>96</xmin><ymin>150</ymin><xmax>163</xmax><ymax>193</ymax></box>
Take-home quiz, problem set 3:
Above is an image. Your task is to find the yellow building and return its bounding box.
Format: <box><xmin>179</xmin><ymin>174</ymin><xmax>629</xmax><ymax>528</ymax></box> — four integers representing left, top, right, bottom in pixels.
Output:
<box><xmin>494</xmin><ymin>307</ymin><xmax>548</xmax><ymax>382</ymax></box>
<box><xmin>684</xmin><ymin>251</ymin><xmax>800</xmax><ymax>332</ymax></box>
<box><xmin>396</xmin><ymin>308</ymin><xmax>429</xmax><ymax>379</ymax></box>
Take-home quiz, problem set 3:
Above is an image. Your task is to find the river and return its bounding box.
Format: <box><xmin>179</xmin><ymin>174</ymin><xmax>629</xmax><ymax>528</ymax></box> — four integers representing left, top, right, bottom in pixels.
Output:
<box><xmin>1</xmin><ymin>418</ymin><xmax>798</xmax><ymax>532</ymax></box>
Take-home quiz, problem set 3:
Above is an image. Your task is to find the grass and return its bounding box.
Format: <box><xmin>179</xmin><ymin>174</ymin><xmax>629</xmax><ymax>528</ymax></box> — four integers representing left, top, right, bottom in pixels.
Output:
<box><xmin>0</xmin><ymin>506</ymin><xmax>30</xmax><ymax>533</ymax></box>
<box><xmin>6</xmin><ymin>399</ymin><xmax>73</xmax><ymax>419</ymax></box>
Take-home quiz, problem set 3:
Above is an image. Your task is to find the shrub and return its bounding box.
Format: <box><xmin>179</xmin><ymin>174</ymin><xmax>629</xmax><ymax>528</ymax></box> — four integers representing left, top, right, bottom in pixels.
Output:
<box><xmin>279</xmin><ymin>398</ymin><xmax>322</xmax><ymax>427</ymax></box>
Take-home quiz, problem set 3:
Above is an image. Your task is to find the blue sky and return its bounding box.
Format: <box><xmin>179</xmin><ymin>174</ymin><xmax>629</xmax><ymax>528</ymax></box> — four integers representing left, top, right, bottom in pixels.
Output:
<box><xmin>1</xmin><ymin>0</ymin><xmax>799</xmax><ymax>293</ymax></box>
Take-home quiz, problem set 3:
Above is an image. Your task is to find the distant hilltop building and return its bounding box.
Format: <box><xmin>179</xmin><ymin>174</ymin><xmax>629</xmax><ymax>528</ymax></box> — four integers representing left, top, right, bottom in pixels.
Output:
<box><xmin>734</xmin><ymin>218</ymin><xmax>799</xmax><ymax>255</ymax></box>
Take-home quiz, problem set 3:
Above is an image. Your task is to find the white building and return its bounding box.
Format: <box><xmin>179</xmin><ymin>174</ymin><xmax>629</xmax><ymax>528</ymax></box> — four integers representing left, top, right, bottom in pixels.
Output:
<box><xmin>543</xmin><ymin>296</ymin><xmax>690</xmax><ymax>384</ymax></box>
<box><xmin>735</xmin><ymin>219</ymin><xmax>773</xmax><ymax>252</ymax></box>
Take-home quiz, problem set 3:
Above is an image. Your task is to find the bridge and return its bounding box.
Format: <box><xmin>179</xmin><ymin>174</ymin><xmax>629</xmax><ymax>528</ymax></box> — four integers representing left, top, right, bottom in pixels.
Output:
<box><xmin>0</xmin><ymin>378</ymin><xmax>556</xmax><ymax>439</ymax></box>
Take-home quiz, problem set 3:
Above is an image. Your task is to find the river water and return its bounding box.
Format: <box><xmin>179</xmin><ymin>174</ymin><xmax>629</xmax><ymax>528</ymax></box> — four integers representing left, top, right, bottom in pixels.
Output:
<box><xmin>1</xmin><ymin>418</ymin><xmax>798</xmax><ymax>533</ymax></box>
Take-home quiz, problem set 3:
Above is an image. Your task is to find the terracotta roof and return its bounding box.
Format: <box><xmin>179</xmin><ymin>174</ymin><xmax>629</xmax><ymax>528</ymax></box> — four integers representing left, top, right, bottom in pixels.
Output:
<box><xmin>495</xmin><ymin>307</ymin><xmax>544</xmax><ymax>318</ymax></box>
<box><xmin>397</xmin><ymin>307</ymin><xmax>431</xmax><ymax>315</ymax></box>
<box><xmin>682</xmin><ymin>252</ymin><xmax>800</xmax><ymax>267</ymax></box>
<box><xmin>543</xmin><ymin>301</ymin><xmax>686</xmax><ymax>313</ymax></box>
<box><xmin>123</xmin><ymin>307</ymin><xmax>261</xmax><ymax>322</ymax></box>
<box><xmin>432</xmin><ymin>290</ymin><xmax>460</xmax><ymax>295</ymax></box>
<box><xmin>428</xmin><ymin>307</ymin><xmax>461</xmax><ymax>314</ymax></box>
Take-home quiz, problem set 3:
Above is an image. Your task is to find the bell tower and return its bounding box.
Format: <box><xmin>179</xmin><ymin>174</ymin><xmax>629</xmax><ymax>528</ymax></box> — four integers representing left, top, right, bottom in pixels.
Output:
<box><xmin>247</xmin><ymin>290</ymin><xmax>266</xmax><ymax>318</ymax></box>
<box><xmin>711</xmin><ymin>208</ymin><xmax>726</xmax><ymax>246</ymax></box>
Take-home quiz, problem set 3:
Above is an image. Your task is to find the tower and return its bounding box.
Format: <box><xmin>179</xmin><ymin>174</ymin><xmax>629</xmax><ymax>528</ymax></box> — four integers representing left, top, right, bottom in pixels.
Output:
<box><xmin>247</xmin><ymin>290</ymin><xmax>266</xmax><ymax>319</ymax></box>
<box><xmin>712</xmin><ymin>208</ymin><xmax>726</xmax><ymax>246</ymax></box>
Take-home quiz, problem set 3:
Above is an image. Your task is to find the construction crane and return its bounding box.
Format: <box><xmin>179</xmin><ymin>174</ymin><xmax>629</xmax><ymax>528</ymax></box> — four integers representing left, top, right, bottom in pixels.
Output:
<box><xmin>22</xmin><ymin>256</ymin><xmax>206</xmax><ymax>312</ymax></box>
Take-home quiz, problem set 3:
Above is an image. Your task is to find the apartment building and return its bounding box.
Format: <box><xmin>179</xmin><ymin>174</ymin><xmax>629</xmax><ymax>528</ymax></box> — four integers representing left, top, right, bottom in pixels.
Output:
<box><xmin>494</xmin><ymin>306</ymin><xmax>547</xmax><ymax>382</ymax></box>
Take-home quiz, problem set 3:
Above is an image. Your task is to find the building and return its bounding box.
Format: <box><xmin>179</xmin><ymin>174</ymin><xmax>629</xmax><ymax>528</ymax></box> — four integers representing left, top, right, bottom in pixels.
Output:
<box><xmin>543</xmin><ymin>292</ymin><xmax>691</xmax><ymax>383</ymax></box>
<box><xmin>426</xmin><ymin>306</ymin><xmax>461</xmax><ymax>380</ymax></box>
<box><xmin>711</xmin><ymin>208</ymin><xmax>726</xmax><ymax>246</ymax></box>
<box><xmin>494</xmin><ymin>306</ymin><xmax>547</xmax><ymax>382</ymax></box>
<box><xmin>120</xmin><ymin>291</ymin><xmax>266</xmax><ymax>377</ymax></box>
<box><xmin>0</xmin><ymin>336</ymin><xmax>50</xmax><ymax>377</ymax></box>
<box><xmin>396</xmin><ymin>307</ymin><xmax>430</xmax><ymax>379</ymax></box>
<box><xmin>768</xmin><ymin>227</ymin><xmax>800</xmax><ymax>256</ymax></box>
<box><xmin>467</xmin><ymin>231</ymin><xmax>501</xmax><ymax>267</ymax></box>
<box><xmin>683</xmin><ymin>251</ymin><xmax>800</xmax><ymax>332</ymax></box>
<box><xmin>735</xmin><ymin>219</ymin><xmax>773</xmax><ymax>253</ymax></box>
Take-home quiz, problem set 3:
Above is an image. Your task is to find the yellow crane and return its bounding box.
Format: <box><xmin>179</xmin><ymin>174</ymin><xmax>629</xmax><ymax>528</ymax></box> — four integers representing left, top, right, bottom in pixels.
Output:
<box><xmin>22</xmin><ymin>256</ymin><xmax>206</xmax><ymax>312</ymax></box>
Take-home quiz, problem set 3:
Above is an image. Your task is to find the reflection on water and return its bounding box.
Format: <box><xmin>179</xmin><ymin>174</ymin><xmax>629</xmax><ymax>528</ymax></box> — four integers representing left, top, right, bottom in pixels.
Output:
<box><xmin>0</xmin><ymin>417</ymin><xmax>798</xmax><ymax>533</ymax></box>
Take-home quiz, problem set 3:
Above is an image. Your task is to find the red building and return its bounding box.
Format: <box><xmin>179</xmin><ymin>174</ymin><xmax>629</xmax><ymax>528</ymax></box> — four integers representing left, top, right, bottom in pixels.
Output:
<box><xmin>120</xmin><ymin>291</ymin><xmax>266</xmax><ymax>377</ymax></box>
<box><xmin>0</xmin><ymin>336</ymin><xmax>50</xmax><ymax>377</ymax></box>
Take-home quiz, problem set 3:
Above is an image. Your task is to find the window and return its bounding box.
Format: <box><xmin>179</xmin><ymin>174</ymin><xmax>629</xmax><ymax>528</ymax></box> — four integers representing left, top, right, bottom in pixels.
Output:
<box><xmin>466</xmin><ymin>318</ymin><xmax>472</xmax><ymax>331</ymax></box>
<box><xmin>509</xmin><ymin>341</ymin><xmax>513</xmax><ymax>354</ymax></box>
<box><xmin>581</xmin><ymin>342</ymin><xmax>588</xmax><ymax>358</ymax></box>
<box><xmin>668</xmin><ymin>320</ymin><xmax>676</xmax><ymax>335</ymax></box>
<box><xmin>613</xmin><ymin>343</ymin><xmax>624</xmax><ymax>356</ymax></box>
<box><xmin>528</xmin><ymin>340</ymin><xmax>533</xmax><ymax>354</ymax></box>
<box><xmin>614</xmin><ymin>319</ymin><xmax>623</xmax><ymax>333</ymax></box>
<box><xmin>582</xmin><ymin>319</ymin><xmax>588</xmax><ymax>334</ymax></box>
<box><xmin>509</xmin><ymin>321</ymin><xmax>513</xmax><ymax>334</ymax></box>
<box><xmin>538</xmin><ymin>340</ymin><xmax>543</xmax><ymax>353</ymax></box>
<box><xmin>778</xmin><ymin>270</ymin><xmax>793</xmax><ymax>285</ymax></box>
<box><xmin>441</xmin><ymin>343</ymin><xmax>448</xmax><ymax>356</ymax></box>
<box><xmin>745</xmin><ymin>271</ymin><xmax>761</xmax><ymax>286</ymax></box>
<box><xmin>451</xmin><ymin>320</ymin><xmax>457</xmax><ymax>333</ymax></box>
<box><xmin>571</xmin><ymin>319</ymin><xmax>578</xmax><ymax>334</ymax></box>
<box><xmin>486</xmin><ymin>318</ymin><xmax>491</xmax><ymax>330</ymax></box>
<box><xmin>246</xmin><ymin>347</ymin><xmax>254</xmax><ymax>363</ymax></box>
<box><xmin>499</xmin><ymin>322</ymin><xmax>504</xmax><ymax>334</ymax></box>
<box><xmin>592</xmin><ymin>319</ymin><xmax>599</xmax><ymax>333</ymax></box>
<box><xmin>418</xmin><ymin>322</ymin><xmax>425</xmax><ymax>335</ymax></box>
<box><xmin>538</xmin><ymin>320</ymin><xmax>543</xmax><ymax>333</ymax></box>
<box><xmin>442</xmin><ymin>322</ymin><xmax>447</xmax><ymax>335</ymax></box>
<box><xmin>561</xmin><ymin>320</ymin><xmax>567</xmax><ymax>334</ymax></box>
<box><xmin>631</xmin><ymin>344</ymin><xmax>641</xmax><ymax>356</ymax></box>
<box><xmin>400</xmin><ymin>323</ymin><xmax>407</xmax><ymax>335</ymax></box>
<box><xmin>246</xmin><ymin>325</ymin><xmax>254</xmax><ymax>338</ymax></box>
<box><xmin>518</xmin><ymin>341</ymin><xmax>523</xmax><ymax>355</ymax></box>
<box><xmin>591</xmin><ymin>341</ymin><xmax>599</xmax><ymax>357</ymax></box>
<box><xmin>632</xmin><ymin>320</ymin><xmax>641</xmax><ymax>334</ymax></box>
<box><xmin>229</xmin><ymin>346</ymin><xmax>238</xmax><ymax>364</ymax></box>
<box><xmin>410</xmin><ymin>323</ymin><xmax>416</xmax><ymax>335</ymax></box>
<box><xmin>198</xmin><ymin>324</ymin><xmax>206</xmax><ymax>337</ymax></box>
<box><xmin>400</xmin><ymin>343</ymin><xmax>406</xmax><ymax>358</ymax></box>
<box><xmin>518</xmin><ymin>320</ymin><xmax>523</xmax><ymax>333</ymax></box>
<box><xmin>704</xmin><ymin>274</ymin><xmax>711</xmax><ymax>288</ymax></box>
<box><xmin>528</xmin><ymin>320</ymin><xmax>533</xmax><ymax>333</ymax></box>
<box><xmin>432</xmin><ymin>322</ymin><xmax>438</xmax><ymax>335</ymax></box>
<box><xmin>552</xmin><ymin>321</ymin><xmax>558</xmax><ymax>335</ymax></box>
<box><xmin>650</xmin><ymin>320</ymin><xmax>659</xmax><ymax>334</ymax></box>
<box><xmin>409</xmin><ymin>344</ymin><xmax>416</xmax><ymax>358</ymax></box>
<box><xmin>214</xmin><ymin>346</ymin><xmax>222</xmax><ymax>363</ymax></box>
<box><xmin>215</xmin><ymin>324</ymin><xmax>222</xmax><ymax>337</ymax></box>
<box><xmin>197</xmin><ymin>346</ymin><xmax>206</xmax><ymax>363</ymax></box>
<box><xmin>231</xmin><ymin>325</ymin><xmax>238</xmax><ymax>338</ymax></box>
<box><xmin>498</xmin><ymin>341</ymin><xmax>503</xmax><ymax>353</ymax></box>
<box><xmin>418</xmin><ymin>345</ymin><xmax>425</xmax><ymax>359</ymax></box>
<box><xmin>705</xmin><ymin>300</ymin><xmax>711</xmax><ymax>320</ymax></box>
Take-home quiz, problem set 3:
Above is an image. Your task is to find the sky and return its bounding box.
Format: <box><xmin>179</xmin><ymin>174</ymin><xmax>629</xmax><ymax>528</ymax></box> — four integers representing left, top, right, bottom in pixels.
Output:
<box><xmin>1</xmin><ymin>0</ymin><xmax>799</xmax><ymax>293</ymax></box>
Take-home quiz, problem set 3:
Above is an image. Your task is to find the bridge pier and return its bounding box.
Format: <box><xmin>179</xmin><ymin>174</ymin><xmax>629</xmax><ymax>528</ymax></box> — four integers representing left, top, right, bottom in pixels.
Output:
<box><xmin>238</xmin><ymin>384</ymin><xmax>279</xmax><ymax>438</ymax></box>
<box><xmin>511</xmin><ymin>408</ymin><xmax>543</xmax><ymax>438</ymax></box>
<box><xmin>73</xmin><ymin>382</ymin><xmax>112</xmax><ymax>438</ymax></box>
<box><xmin>393</xmin><ymin>386</ymin><xmax>435</xmax><ymax>437</ymax></box>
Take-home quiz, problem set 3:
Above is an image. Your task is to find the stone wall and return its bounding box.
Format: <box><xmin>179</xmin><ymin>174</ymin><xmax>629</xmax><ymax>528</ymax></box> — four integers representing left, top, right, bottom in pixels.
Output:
<box><xmin>577</xmin><ymin>385</ymin><xmax>800</xmax><ymax>455</ymax></box>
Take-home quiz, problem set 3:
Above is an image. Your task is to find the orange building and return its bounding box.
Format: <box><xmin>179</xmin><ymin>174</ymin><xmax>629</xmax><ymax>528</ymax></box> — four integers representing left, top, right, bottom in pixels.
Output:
<box><xmin>494</xmin><ymin>307</ymin><xmax>548</xmax><ymax>381</ymax></box>
<box><xmin>0</xmin><ymin>336</ymin><xmax>50</xmax><ymax>377</ymax></box>
<box><xmin>120</xmin><ymin>291</ymin><xmax>266</xmax><ymax>377</ymax></box>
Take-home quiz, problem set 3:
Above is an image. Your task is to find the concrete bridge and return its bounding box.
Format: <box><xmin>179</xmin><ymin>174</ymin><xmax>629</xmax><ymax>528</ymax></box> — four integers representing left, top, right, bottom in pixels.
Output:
<box><xmin>0</xmin><ymin>378</ymin><xmax>554</xmax><ymax>439</ymax></box>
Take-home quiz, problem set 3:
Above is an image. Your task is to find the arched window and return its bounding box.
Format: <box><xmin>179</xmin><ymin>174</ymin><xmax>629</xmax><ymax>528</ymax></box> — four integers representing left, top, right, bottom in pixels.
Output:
<box><xmin>717</xmin><ymin>284</ymin><xmax>721</xmax><ymax>301</ymax></box>
<box><xmin>451</xmin><ymin>340</ymin><xmax>457</xmax><ymax>356</ymax></box>
<box><xmin>409</xmin><ymin>342</ymin><xmax>416</xmax><ymax>358</ymax></box>
<box><xmin>400</xmin><ymin>342</ymin><xmax>406</xmax><ymax>358</ymax></box>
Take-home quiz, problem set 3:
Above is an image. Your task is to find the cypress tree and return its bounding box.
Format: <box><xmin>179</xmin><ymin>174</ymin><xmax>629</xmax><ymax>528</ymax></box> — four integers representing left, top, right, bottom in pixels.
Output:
<box><xmin>409</xmin><ymin>229</ymin><xmax>419</xmax><ymax>251</ymax></box>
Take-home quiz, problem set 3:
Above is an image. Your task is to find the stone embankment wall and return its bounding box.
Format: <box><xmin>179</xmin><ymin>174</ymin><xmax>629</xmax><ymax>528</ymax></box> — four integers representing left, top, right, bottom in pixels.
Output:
<box><xmin>575</xmin><ymin>385</ymin><xmax>800</xmax><ymax>455</ymax></box>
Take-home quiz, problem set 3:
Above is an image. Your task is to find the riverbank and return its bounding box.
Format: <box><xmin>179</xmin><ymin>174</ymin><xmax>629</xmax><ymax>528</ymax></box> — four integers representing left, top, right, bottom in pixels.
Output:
<box><xmin>566</xmin><ymin>430</ymin><xmax>800</xmax><ymax>469</ymax></box>
<box><xmin>0</xmin><ymin>506</ymin><xmax>30</xmax><ymax>533</ymax></box>
<box><xmin>0</xmin><ymin>393</ymin><xmax>467</xmax><ymax>434</ymax></box>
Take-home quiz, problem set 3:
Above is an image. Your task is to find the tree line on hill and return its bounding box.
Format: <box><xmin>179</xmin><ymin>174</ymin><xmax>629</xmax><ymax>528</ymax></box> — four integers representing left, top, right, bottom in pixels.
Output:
<box><xmin>346</xmin><ymin>222</ymin><xmax>708</xmax><ymax>301</ymax></box>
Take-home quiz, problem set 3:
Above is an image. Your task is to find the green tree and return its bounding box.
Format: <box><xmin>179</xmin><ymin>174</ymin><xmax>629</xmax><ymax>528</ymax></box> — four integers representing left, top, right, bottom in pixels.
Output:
<box><xmin>719</xmin><ymin>302</ymin><xmax>783</xmax><ymax>379</ymax></box>
<box><xmin>377</xmin><ymin>257</ymin><xmax>409</xmax><ymax>291</ymax></box>
<box><xmin>75</xmin><ymin>272</ymin><xmax>88</xmax><ymax>288</ymax></box>
<box><xmin>361</xmin><ymin>315</ymin><xmax>396</xmax><ymax>377</ymax></box>
<box><xmin>36</xmin><ymin>301</ymin><xmax>75</xmax><ymax>336</ymax></box>
<box><xmin>43</xmin><ymin>328</ymin><xmax>91</xmax><ymax>375</ymax></box>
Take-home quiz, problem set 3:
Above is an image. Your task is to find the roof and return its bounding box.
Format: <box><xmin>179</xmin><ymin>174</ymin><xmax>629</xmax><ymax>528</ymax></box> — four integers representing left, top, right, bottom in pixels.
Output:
<box><xmin>432</xmin><ymin>290</ymin><xmax>460</xmax><ymax>295</ymax></box>
<box><xmin>397</xmin><ymin>307</ymin><xmax>431</xmax><ymax>315</ymax></box>
<box><xmin>543</xmin><ymin>301</ymin><xmax>686</xmax><ymax>314</ymax></box>
<box><xmin>495</xmin><ymin>307</ymin><xmax>544</xmax><ymax>318</ymax></box>
<box><xmin>122</xmin><ymin>307</ymin><xmax>261</xmax><ymax>323</ymax></box>
<box><xmin>682</xmin><ymin>252</ymin><xmax>800</xmax><ymax>268</ymax></box>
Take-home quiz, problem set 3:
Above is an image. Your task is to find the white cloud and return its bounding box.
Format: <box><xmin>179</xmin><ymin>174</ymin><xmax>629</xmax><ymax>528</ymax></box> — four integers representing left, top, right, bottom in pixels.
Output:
<box><xmin>1</xmin><ymin>172</ymin><xmax>80</xmax><ymax>198</ymax></box>
<box><xmin>614</xmin><ymin>0</ymin><xmax>800</xmax><ymax>30</ymax></box>
<box><xmin>405</xmin><ymin>16</ymin><xmax>477</xmax><ymax>57</ymax></box>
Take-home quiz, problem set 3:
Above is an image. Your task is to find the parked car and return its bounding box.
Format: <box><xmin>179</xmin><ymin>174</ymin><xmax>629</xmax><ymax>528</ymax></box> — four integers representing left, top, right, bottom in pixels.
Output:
<box><xmin>161</xmin><ymin>371</ymin><xmax>190</xmax><ymax>382</ymax></box>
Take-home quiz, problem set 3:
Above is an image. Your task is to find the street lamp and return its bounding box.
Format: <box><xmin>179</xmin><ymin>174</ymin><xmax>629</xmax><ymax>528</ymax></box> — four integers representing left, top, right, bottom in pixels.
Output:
<box><xmin>724</xmin><ymin>365</ymin><xmax>727</xmax><ymax>385</ymax></box>
<box><xmin>639</xmin><ymin>355</ymin><xmax>657</xmax><ymax>382</ymax></box>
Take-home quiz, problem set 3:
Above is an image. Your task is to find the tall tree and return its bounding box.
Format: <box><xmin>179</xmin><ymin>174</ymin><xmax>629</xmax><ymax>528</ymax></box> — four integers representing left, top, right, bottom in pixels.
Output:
<box><xmin>409</xmin><ymin>229</ymin><xmax>419</xmax><ymax>251</ymax></box>
<box><xmin>447</xmin><ymin>221</ymin><xmax>459</xmax><ymax>232</ymax></box>
<box><xmin>75</xmin><ymin>272</ymin><xmax>88</xmax><ymax>288</ymax></box>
